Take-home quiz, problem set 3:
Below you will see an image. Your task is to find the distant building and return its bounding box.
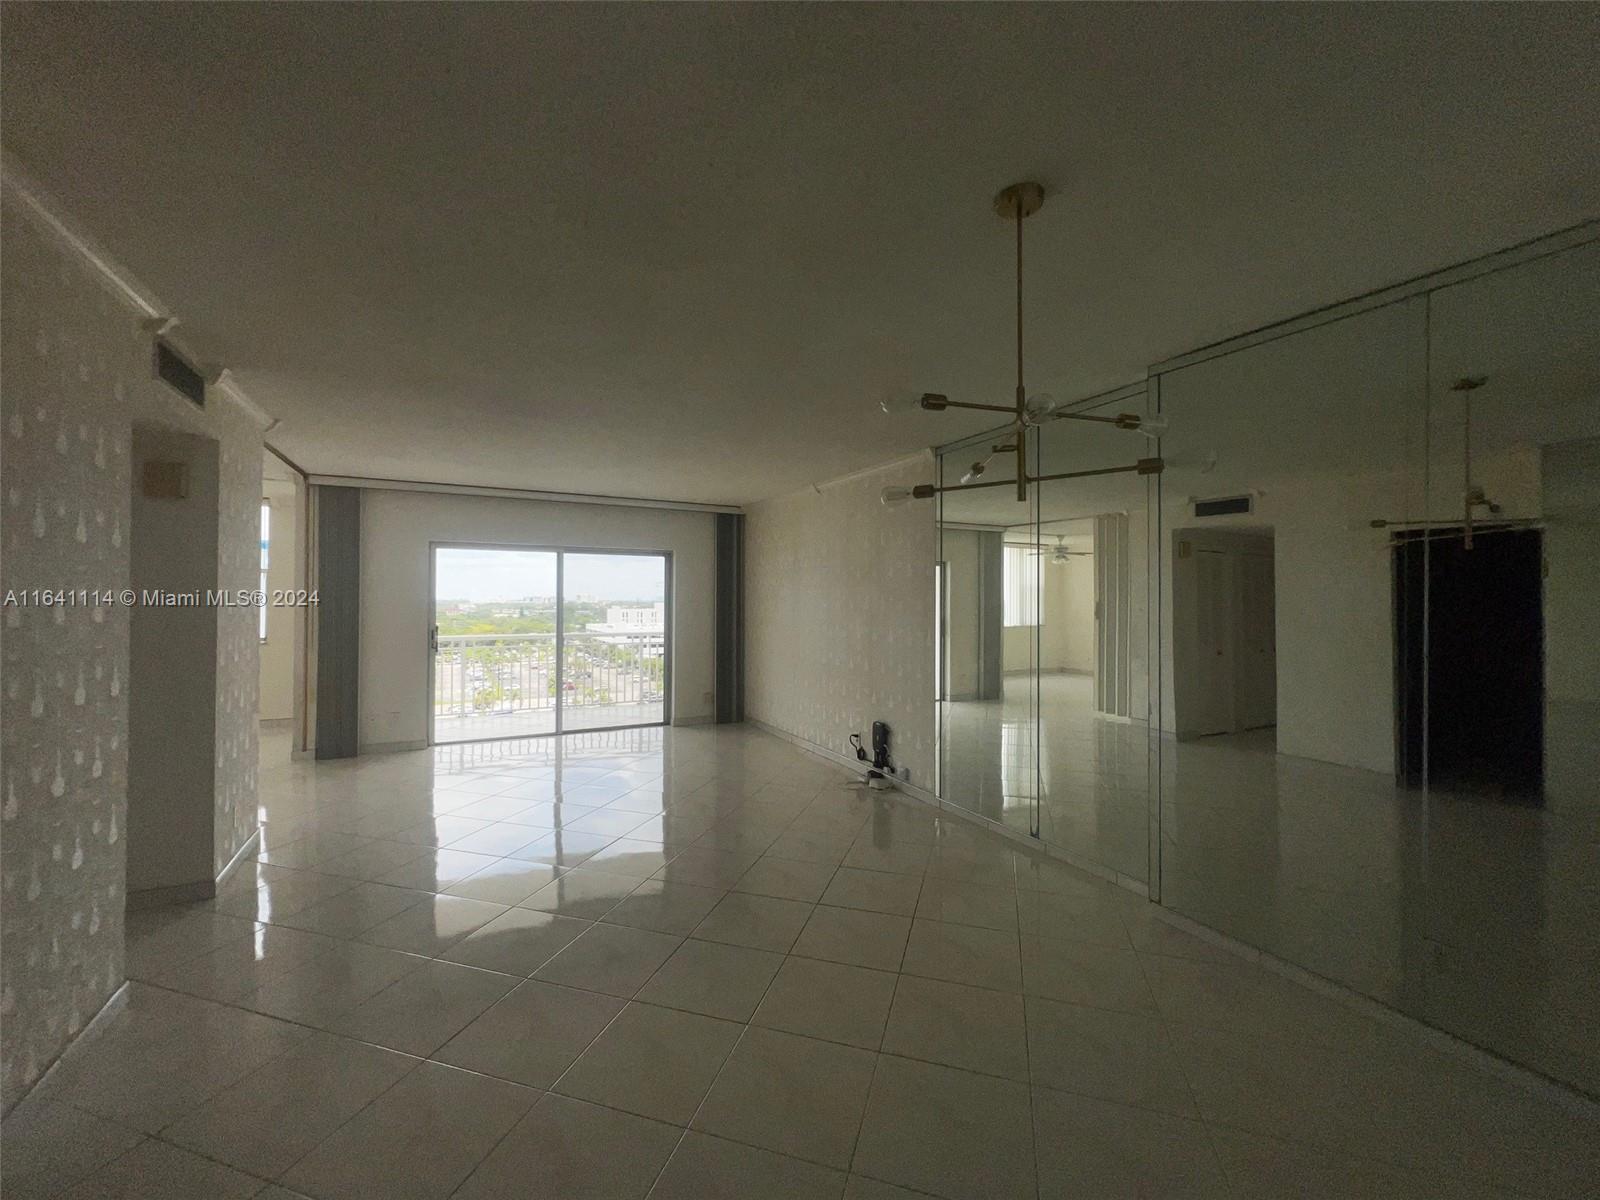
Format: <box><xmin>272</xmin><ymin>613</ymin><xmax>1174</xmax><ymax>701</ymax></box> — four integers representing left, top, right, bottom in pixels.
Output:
<box><xmin>585</xmin><ymin>603</ymin><xmax>665</xmax><ymax>648</ymax></box>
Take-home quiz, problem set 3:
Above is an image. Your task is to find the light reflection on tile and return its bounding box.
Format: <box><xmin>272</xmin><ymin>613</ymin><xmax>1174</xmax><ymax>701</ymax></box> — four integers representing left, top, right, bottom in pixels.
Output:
<box><xmin>13</xmin><ymin>723</ymin><xmax>1585</xmax><ymax>1200</ymax></box>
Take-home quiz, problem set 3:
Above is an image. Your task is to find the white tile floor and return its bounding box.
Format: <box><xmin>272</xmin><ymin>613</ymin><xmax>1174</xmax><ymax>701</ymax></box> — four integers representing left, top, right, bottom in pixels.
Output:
<box><xmin>944</xmin><ymin>673</ymin><xmax>1600</xmax><ymax>1097</ymax></box>
<box><xmin>5</xmin><ymin>723</ymin><xmax>1598</xmax><ymax>1199</ymax></box>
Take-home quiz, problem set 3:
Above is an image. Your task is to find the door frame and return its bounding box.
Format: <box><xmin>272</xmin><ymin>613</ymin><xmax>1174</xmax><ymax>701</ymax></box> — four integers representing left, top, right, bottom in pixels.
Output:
<box><xmin>427</xmin><ymin>540</ymin><xmax>674</xmax><ymax>746</ymax></box>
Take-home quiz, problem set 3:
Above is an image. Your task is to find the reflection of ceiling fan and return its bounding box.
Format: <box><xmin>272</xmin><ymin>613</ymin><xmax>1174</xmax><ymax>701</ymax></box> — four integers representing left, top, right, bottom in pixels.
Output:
<box><xmin>1025</xmin><ymin>535</ymin><xmax>1090</xmax><ymax>563</ymax></box>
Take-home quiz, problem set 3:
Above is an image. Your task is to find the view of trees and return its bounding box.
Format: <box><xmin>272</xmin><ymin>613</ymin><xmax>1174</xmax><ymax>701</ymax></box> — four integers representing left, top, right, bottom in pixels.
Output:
<box><xmin>433</xmin><ymin>599</ymin><xmax>664</xmax><ymax>716</ymax></box>
<box><xmin>436</xmin><ymin>598</ymin><xmax>619</xmax><ymax>636</ymax></box>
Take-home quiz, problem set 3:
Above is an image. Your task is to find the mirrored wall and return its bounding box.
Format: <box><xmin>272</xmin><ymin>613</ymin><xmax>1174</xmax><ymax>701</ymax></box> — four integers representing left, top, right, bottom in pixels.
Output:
<box><xmin>936</xmin><ymin>384</ymin><xmax>1161</xmax><ymax>888</ymax></box>
<box><xmin>932</xmin><ymin>232</ymin><xmax>1600</xmax><ymax>1097</ymax></box>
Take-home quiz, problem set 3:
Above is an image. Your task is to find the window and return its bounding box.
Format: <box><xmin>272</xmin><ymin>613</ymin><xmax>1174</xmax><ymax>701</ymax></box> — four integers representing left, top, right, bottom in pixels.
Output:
<box><xmin>1003</xmin><ymin>544</ymin><xmax>1039</xmax><ymax>627</ymax></box>
<box><xmin>259</xmin><ymin>501</ymin><xmax>270</xmax><ymax>641</ymax></box>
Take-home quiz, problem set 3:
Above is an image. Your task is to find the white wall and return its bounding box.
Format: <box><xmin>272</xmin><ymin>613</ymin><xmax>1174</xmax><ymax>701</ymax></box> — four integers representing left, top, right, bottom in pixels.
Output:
<box><xmin>1001</xmin><ymin>623</ymin><xmax>1032</xmax><ymax>673</ymax></box>
<box><xmin>1001</xmin><ymin>553</ymin><xmax>1096</xmax><ymax>675</ymax></box>
<box><xmin>746</xmin><ymin>458</ymin><xmax>937</xmax><ymax>787</ymax></box>
<box><xmin>259</xmin><ymin>475</ymin><xmax>298</xmax><ymax>721</ymax></box>
<box><xmin>357</xmin><ymin>488</ymin><xmax>717</xmax><ymax>749</ymax></box>
<box><xmin>1154</xmin><ymin>450</ymin><xmax>1539</xmax><ymax>773</ymax></box>
<box><xmin>0</xmin><ymin>192</ymin><xmax>263</xmax><ymax>1109</ymax></box>
<box><xmin>127</xmin><ymin>428</ymin><xmax>220</xmax><ymax>893</ymax></box>
<box><xmin>1043</xmin><ymin>554</ymin><xmax>1094</xmax><ymax>673</ymax></box>
<box><xmin>1542</xmin><ymin>436</ymin><xmax>1600</xmax><ymax>812</ymax></box>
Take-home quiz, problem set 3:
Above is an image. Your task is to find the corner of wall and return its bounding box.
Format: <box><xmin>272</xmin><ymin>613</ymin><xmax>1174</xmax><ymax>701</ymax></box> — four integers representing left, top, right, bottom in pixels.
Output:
<box><xmin>744</xmin><ymin>457</ymin><xmax>938</xmax><ymax>785</ymax></box>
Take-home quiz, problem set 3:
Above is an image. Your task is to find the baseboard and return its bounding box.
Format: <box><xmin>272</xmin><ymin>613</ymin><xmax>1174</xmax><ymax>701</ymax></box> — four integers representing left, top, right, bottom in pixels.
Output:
<box><xmin>215</xmin><ymin>826</ymin><xmax>262</xmax><ymax>889</ymax></box>
<box><xmin>747</xmin><ymin>718</ymin><xmax>936</xmax><ymax>801</ymax></box>
<box><xmin>126</xmin><ymin>827</ymin><xmax>263</xmax><ymax>912</ymax></box>
<box><xmin>745</xmin><ymin>715</ymin><xmax>1599</xmax><ymax>1113</ymax></box>
<box><xmin>258</xmin><ymin>717</ymin><xmax>293</xmax><ymax>730</ymax></box>
<box><xmin>672</xmin><ymin>715</ymin><xmax>714</xmax><ymax>727</ymax></box>
<box><xmin>125</xmin><ymin>878</ymin><xmax>216</xmax><ymax>911</ymax></box>
<box><xmin>3</xmin><ymin>981</ymin><xmax>129</xmax><ymax>1117</ymax></box>
<box><xmin>357</xmin><ymin>739</ymin><xmax>429</xmax><ymax>755</ymax></box>
<box><xmin>745</xmin><ymin>717</ymin><xmax>1147</xmax><ymax>895</ymax></box>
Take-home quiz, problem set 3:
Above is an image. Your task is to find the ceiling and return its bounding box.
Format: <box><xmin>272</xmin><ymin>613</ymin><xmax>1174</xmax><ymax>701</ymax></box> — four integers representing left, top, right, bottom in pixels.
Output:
<box><xmin>262</xmin><ymin>449</ymin><xmax>296</xmax><ymax>483</ymax></box>
<box><xmin>4</xmin><ymin>5</ymin><xmax>1597</xmax><ymax>506</ymax></box>
<box><xmin>939</xmin><ymin>238</ymin><xmax>1600</xmax><ymax>528</ymax></box>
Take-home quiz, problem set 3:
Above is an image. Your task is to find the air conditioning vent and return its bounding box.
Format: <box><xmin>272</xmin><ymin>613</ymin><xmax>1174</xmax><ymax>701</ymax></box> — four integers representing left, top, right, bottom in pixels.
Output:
<box><xmin>1194</xmin><ymin>494</ymin><xmax>1252</xmax><ymax>517</ymax></box>
<box><xmin>155</xmin><ymin>339</ymin><xmax>205</xmax><ymax>408</ymax></box>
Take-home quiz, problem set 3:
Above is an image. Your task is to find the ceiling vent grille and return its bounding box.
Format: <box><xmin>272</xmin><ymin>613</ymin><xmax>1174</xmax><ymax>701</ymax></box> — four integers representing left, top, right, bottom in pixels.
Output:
<box><xmin>1194</xmin><ymin>494</ymin><xmax>1252</xmax><ymax>518</ymax></box>
<box><xmin>155</xmin><ymin>339</ymin><xmax>205</xmax><ymax>408</ymax></box>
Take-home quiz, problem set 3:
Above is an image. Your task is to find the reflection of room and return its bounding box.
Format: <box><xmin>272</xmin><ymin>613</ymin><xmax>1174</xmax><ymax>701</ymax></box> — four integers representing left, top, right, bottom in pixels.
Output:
<box><xmin>940</xmin><ymin>495</ymin><xmax>1152</xmax><ymax>880</ymax></box>
<box><xmin>932</xmin><ymin>239</ymin><xmax>1600</xmax><ymax>1099</ymax></box>
<box><xmin>1155</xmin><ymin>242</ymin><xmax>1600</xmax><ymax>1096</ymax></box>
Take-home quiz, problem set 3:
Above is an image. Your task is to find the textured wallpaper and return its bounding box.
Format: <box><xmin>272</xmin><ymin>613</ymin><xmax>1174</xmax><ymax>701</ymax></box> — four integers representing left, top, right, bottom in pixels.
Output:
<box><xmin>0</xmin><ymin>197</ymin><xmax>263</xmax><ymax>1109</ymax></box>
<box><xmin>169</xmin><ymin>391</ymin><xmax>261</xmax><ymax>875</ymax></box>
<box><xmin>745</xmin><ymin>457</ymin><xmax>937</xmax><ymax>786</ymax></box>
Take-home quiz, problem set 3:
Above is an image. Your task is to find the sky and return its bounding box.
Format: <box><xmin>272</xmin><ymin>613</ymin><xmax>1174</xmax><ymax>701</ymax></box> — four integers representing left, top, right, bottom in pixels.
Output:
<box><xmin>435</xmin><ymin>548</ymin><xmax>665</xmax><ymax>603</ymax></box>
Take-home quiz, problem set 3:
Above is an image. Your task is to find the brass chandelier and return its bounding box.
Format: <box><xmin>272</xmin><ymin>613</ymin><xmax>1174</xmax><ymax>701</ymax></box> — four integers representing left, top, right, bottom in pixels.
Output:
<box><xmin>881</xmin><ymin>182</ymin><xmax>1164</xmax><ymax>506</ymax></box>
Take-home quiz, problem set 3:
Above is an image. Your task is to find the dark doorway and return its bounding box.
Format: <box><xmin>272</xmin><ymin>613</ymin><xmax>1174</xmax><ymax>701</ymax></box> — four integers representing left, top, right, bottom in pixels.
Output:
<box><xmin>1394</xmin><ymin>526</ymin><xmax>1544</xmax><ymax>799</ymax></box>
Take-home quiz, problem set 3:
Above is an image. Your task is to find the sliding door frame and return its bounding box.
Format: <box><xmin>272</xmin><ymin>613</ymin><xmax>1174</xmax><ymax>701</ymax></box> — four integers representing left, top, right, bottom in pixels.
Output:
<box><xmin>427</xmin><ymin>540</ymin><xmax>673</xmax><ymax>746</ymax></box>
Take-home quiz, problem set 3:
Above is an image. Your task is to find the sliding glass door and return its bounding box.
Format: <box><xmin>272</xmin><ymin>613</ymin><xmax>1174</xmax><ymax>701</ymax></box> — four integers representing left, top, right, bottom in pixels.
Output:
<box><xmin>560</xmin><ymin>552</ymin><xmax>669</xmax><ymax>732</ymax></box>
<box><xmin>431</xmin><ymin>545</ymin><xmax>669</xmax><ymax>743</ymax></box>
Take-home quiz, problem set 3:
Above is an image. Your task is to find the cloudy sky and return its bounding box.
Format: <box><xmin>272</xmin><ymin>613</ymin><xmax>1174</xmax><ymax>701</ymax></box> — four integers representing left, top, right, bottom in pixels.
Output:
<box><xmin>435</xmin><ymin>548</ymin><xmax>665</xmax><ymax>603</ymax></box>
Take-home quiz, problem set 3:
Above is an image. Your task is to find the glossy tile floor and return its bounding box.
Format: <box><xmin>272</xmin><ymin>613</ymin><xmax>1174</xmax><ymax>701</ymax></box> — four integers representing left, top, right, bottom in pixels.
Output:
<box><xmin>943</xmin><ymin>674</ymin><xmax>1600</xmax><ymax>1097</ymax></box>
<box><xmin>941</xmin><ymin>673</ymin><xmax>1148</xmax><ymax>881</ymax></box>
<box><xmin>6</xmin><ymin>724</ymin><xmax>1599</xmax><ymax>1199</ymax></box>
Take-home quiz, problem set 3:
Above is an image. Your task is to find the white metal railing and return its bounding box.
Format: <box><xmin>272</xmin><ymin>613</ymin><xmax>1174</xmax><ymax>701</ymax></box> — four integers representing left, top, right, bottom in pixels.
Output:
<box><xmin>434</xmin><ymin>631</ymin><xmax>665</xmax><ymax>725</ymax></box>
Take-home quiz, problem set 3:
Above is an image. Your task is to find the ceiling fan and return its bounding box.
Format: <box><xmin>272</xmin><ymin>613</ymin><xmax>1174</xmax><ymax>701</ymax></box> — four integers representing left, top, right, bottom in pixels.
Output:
<box><xmin>1025</xmin><ymin>534</ymin><xmax>1090</xmax><ymax>563</ymax></box>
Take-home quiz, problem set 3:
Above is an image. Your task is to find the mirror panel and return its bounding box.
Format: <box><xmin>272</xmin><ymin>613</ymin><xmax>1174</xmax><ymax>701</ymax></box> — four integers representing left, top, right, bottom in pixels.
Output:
<box><xmin>1419</xmin><ymin>240</ymin><xmax>1600</xmax><ymax>1093</ymax></box>
<box><xmin>928</xmin><ymin>236</ymin><xmax>1600</xmax><ymax>1099</ymax></box>
<box><xmin>1030</xmin><ymin>395</ymin><xmax>1160</xmax><ymax>883</ymax></box>
<box><xmin>1155</xmin><ymin>297</ymin><xmax>1430</xmax><ymax>1007</ymax></box>
<box><xmin>937</xmin><ymin>442</ymin><xmax>1038</xmax><ymax>840</ymax></box>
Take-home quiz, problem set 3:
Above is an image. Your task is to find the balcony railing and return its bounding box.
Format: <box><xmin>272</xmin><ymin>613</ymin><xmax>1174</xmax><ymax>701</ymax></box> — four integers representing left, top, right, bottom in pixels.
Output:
<box><xmin>433</xmin><ymin>632</ymin><xmax>665</xmax><ymax>730</ymax></box>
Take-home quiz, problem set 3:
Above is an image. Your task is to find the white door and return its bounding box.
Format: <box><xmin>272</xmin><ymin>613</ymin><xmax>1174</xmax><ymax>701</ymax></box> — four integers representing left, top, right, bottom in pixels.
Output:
<box><xmin>1190</xmin><ymin>549</ymin><xmax>1237</xmax><ymax>736</ymax></box>
<box><xmin>1234</xmin><ymin>553</ymin><xmax>1277</xmax><ymax>729</ymax></box>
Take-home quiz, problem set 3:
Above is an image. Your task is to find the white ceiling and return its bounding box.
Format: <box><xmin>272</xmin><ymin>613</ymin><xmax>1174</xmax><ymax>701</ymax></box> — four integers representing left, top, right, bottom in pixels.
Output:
<box><xmin>938</xmin><ymin>238</ymin><xmax>1600</xmax><ymax>528</ymax></box>
<box><xmin>4</xmin><ymin>4</ymin><xmax>1597</xmax><ymax>506</ymax></box>
<box><xmin>262</xmin><ymin>449</ymin><xmax>296</xmax><ymax>483</ymax></box>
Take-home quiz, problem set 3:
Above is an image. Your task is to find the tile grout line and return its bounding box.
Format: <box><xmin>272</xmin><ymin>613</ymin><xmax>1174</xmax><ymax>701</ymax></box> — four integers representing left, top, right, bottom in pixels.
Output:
<box><xmin>634</xmin><ymin>783</ymin><xmax>858</xmax><ymax>1196</ymax></box>
<box><xmin>1012</xmin><ymin>856</ymin><xmax>1042</xmax><ymax>1200</ymax></box>
<box><xmin>122</xmin><ymin>752</ymin><xmax>1391</xmax><ymax>1199</ymax></box>
<box><xmin>1123</xmin><ymin>898</ymin><xmax>1244</xmax><ymax>1195</ymax></box>
<box><xmin>263</xmin><ymin>760</ymin><xmax>845</xmax><ymax>1197</ymax></box>
<box><xmin>841</xmin><ymin>834</ymin><xmax>928</xmax><ymax>1184</ymax></box>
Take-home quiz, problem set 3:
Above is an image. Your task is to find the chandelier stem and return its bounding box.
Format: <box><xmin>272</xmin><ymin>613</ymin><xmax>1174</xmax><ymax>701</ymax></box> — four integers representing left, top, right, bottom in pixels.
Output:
<box><xmin>1016</xmin><ymin>204</ymin><xmax>1028</xmax><ymax>501</ymax></box>
<box><xmin>1016</xmin><ymin>204</ymin><xmax>1025</xmax><ymax>406</ymax></box>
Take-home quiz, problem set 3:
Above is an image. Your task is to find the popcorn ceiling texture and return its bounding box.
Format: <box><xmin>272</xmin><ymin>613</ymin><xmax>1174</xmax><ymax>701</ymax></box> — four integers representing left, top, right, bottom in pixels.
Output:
<box><xmin>744</xmin><ymin>457</ymin><xmax>937</xmax><ymax>785</ymax></box>
<box><xmin>0</xmin><ymin>198</ymin><xmax>263</xmax><ymax>1110</ymax></box>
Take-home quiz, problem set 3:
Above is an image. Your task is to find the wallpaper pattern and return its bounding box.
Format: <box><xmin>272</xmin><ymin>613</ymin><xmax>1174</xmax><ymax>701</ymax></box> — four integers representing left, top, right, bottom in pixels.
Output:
<box><xmin>745</xmin><ymin>457</ymin><xmax>937</xmax><ymax>786</ymax></box>
<box><xmin>0</xmin><ymin>199</ymin><xmax>263</xmax><ymax>1109</ymax></box>
<box><xmin>171</xmin><ymin>392</ymin><xmax>261</xmax><ymax>874</ymax></box>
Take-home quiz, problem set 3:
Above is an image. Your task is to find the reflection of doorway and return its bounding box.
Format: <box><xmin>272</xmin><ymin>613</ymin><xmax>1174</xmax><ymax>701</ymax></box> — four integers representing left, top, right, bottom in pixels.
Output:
<box><xmin>1172</xmin><ymin>528</ymin><xmax>1277</xmax><ymax>739</ymax></box>
<box><xmin>429</xmin><ymin>545</ymin><xmax>670</xmax><ymax>743</ymax></box>
<box><xmin>1394</xmin><ymin>527</ymin><xmax>1544</xmax><ymax>796</ymax></box>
